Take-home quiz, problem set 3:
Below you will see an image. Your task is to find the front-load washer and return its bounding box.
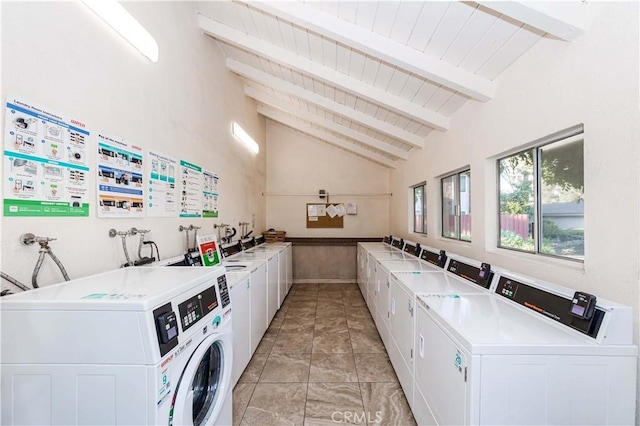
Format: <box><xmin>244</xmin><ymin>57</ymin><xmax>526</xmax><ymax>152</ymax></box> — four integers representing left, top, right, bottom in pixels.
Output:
<box><xmin>1</xmin><ymin>266</ymin><xmax>233</xmax><ymax>426</ymax></box>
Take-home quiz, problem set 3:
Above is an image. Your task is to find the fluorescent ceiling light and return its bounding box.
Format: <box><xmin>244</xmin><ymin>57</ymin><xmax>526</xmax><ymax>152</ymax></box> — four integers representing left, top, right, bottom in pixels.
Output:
<box><xmin>232</xmin><ymin>122</ymin><xmax>260</xmax><ymax>154</ymax></box>
<box><xmin>82</xmin><ymin>0</ymin><xmax>159</xmax><ymax>63</ymax></box>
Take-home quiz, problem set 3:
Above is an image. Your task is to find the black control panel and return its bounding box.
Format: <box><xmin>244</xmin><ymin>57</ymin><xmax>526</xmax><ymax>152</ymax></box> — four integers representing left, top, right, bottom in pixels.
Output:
<box><xmin>217</xmin><ymin>274</ymin><xmax>231</xmax><ymax>308</ymax></box>
<box><xmin>241</xmin><ymin>237</ymin><xmax>256</xmax><ymax>250</ymax></box>
<box><xmin>165</xmin><ymin>252</ymin><xmax>203</xmax><ymax>267</ymax></box>
<box><xmin>447</xmin><ymin>259</ymin><xmax>493</xmax><ymax>289</ymax></box>
<box><xmin>178</xmin><ymin>284</ymin><xmax>218</xmax><ymax>332</ymax></box>
<box><xmin>495</xmin><ymin>276</ymin><xmax>604</xmax><ymax>338</ymax></box>
<box><xmin>382</xmin><ymin>236</ymin><xmax>391</xmax><ymax>244</ymax></box>
<box><xmin>221</xmin><ymin>241</ymin><xmax>242</xmax><ymax>259</ymax></box>
<box><xmin>154</xmin><ymin>302</ymin><xmax>179</xmax><ymax>356</ymax></box>
<box><xmin>255</xmin><ymin>235</ymin><xmax>266</xmax><ymax>245</ymax></box>
<box><xmin>403</xmin><ymin>242</ymin><xmax>418</xmax><ymax>256</ymax></box>
<box><xmin>391</xmin><ymin>238</ymin><xmax>403</xmax><ymax>249</ymax></box>
<box><xmin>421</xmin><ymin>249</ymin><xmax>447</xmax><ymax>268</ymax></box>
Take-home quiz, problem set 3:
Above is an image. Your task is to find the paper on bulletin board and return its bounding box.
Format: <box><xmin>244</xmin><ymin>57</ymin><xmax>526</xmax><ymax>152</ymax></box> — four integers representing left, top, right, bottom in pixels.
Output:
<box><xmin>326</xmin><ymin>204</ymin><xmax>338</xmax><ymax>218</ymax></box>
<box><xmin>316</xmin><ymin>205</ymin><xmax>326</xmax><ymax>216</ymax></box>
<box><xmin>336</xmin><ymin>203</ymin><xmax>347</xmax><ymax>217</ymax></box>
<box><xmin>308</xmin><ymin>216</ymin><xmax>318</xmax><ymax>221</ymax></box>
<box><xmin>347</xmin><ymin>203</ymin><xmax>357</xmax><ymax>215</ymax></box>
<box><xmin>307</xmin><ymin>204</ymin><xmax>318</xmax><ymax>217</ymax></box>
<box><xmin>147</xmin><ymin>150</ymin><xmax>177</xmax><ymax>217</ymax></box>
<box><xmin>3</xmin><ymin>95</ymin><xmax>91</xmax><ymax>217</ymax></box>
<box><xmin>97</xmin><ymin>133</ymin><xmax>144</xmax><ymax>218</ymax></box>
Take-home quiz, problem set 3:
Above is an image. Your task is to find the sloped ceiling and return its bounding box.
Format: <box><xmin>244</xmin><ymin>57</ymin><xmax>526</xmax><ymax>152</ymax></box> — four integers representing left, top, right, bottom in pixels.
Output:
<box><xmin>196</xmin><ymin>1</ymin><xmax>589</xmax><ymax>168</ymax></box>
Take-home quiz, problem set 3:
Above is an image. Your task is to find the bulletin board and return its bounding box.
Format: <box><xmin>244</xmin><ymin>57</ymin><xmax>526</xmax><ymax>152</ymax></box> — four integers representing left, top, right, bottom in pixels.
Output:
<box><xmin>306</xmin><ymin>203</ymin><xmax>343</xmax><ymax>228</ymax></box>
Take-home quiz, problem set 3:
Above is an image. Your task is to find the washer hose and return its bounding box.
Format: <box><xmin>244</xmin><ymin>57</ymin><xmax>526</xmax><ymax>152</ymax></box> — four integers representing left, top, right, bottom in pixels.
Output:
<box><xmin>1</xmin><ymin>271</ymin><xmax>30</xmax><ymax>292</ymax></box>
<box><xmin>32</xmin><ymin>246</ymin><xmax>71</xmax><ymax>288</ymax></box>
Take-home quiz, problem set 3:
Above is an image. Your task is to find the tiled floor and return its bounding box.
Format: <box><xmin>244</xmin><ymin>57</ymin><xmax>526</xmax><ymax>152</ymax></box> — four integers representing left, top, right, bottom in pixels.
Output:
<box><xmin>233</xmin><ymin>282</ymin><xmax>416</xmax><ymax>426</ymax></box>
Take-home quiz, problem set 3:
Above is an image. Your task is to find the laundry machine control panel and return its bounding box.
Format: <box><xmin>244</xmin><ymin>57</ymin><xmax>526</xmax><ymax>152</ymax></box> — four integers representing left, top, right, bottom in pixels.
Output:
<box><xmin>421</xmin><ymin>249</ymin><xmax>447</xmax><ymax>268</ymax></box>
<box><xmin>154</xmin><ymin>303</ymin><xmax>180</xmax><ymax>356</ymax></box>
<box><xmin>495</xmin><ymin>276</ymin><xmax>604</xmax><ymax>338</ymax></box>
<box><xmin>178</xmin><ymin>284</ymin><xmax>218</xmax><ymax>332</ymax></box>
<box><xmin>447</xmin><ymin>259</ymin><xmax>493</xmax><ymax>289</ymax></box>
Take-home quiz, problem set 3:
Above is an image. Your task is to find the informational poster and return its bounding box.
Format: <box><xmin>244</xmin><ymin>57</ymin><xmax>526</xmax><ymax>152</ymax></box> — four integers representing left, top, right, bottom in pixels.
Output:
<box><xmin>3</xmin><ymin>96</ymin><xmax>90</xmax><ymax>216</ymax></box>
<box><xmin>196</xmin><ymin>233</ymin><xmax>220</xmax><ymax>267</ymax></box>
<box><xmin>147</xmin><ymin>150</ymin><xmax>177</xmax><ymax>217</ymax></box>
<box><xmin>202</xmin><ymin>170</ymin><xmax>219</xmax><ymax>218</ymax></box>
<box><xmin>179</xmin><ymin>160</ymin><xmax>203</xmax><ymax>218</ymax></box>
<box><xmin>96</xmin><ymin>133</ymin><xmax>144</xmax><ymax>218</ymax></box>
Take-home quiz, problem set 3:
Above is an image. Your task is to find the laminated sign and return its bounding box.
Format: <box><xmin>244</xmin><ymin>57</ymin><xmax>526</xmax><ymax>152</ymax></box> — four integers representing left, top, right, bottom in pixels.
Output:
<box><xmin>196</xmin><ymin>233</ymin><xmax>220</xmax><ymax>267</ymax></box>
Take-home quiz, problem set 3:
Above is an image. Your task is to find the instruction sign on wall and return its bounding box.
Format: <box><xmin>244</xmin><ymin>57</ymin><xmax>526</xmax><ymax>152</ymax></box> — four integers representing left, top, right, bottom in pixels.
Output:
<box><xmin>3</xmin><ymin>96</ymin><xmax>90</xmax><ymax>216</ymax></box>
<box><xmin>147</xmin><ymin>150</ymin><xmax>178</xmax><ymax>217</ymax></box>
<box><xmin>96</xmin><ymin>133</ymin><xmax>144</xmax><ymax>218</ymax></box>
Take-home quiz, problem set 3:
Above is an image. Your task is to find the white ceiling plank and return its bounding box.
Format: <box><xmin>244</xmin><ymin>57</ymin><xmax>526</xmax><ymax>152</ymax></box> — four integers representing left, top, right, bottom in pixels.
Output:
<box><xmin>354</xmin><ymin>97</ymin><xmax>369</xmax><ymax>115</ymax></box>
<box><xmin>307</xmin><ymin>31</ymin><xmax>324</xmax><ymax>64</ymax></box>
<box><xmin>321</xmin><ymin>37</ymin><xmax>337</xmax><ymax>70</ymax></box>
<box><xmin>348</xmin><ymin>50</ymin><xmax>366</xmax><ymax>80</ymax></box>
<box><xmin>246</xmin><ymin>1</ymin><xmax>495</xmax><ymax>101</ymax></box>
<box><xmin>319</xmin><ymin>1</ymin><xmax>338</xmax><ymax>17</ymax></box>
<box><xmin>399</xmin><ymin>74</ymin><xmax>426</xmax><ymax>100</ymax></box>
<box><xmin>334</xmin><ymin>87</ymin><xmax>346</xmax><ymax>105</ymax></box>
<box><xmin>355</xmin><ymin>1</ymin><xmax>378</xmax><ymax>31</ymax></box>
<box><xmin>338</xmin><ymin>2</ymin><xmax>358</xmax><ymax>24</ymax></box>
<box><xmin>199</xmin><ymin>15</ymin><xmax>449</xmax><ymax>130</ymax></box>
<box><xmin>459</xmin><ymin>14</ymin><xmax>521</xmax><ymax>73</ymax></box>
<box><xmin>389</xmin><ymin>1</ymin><xmax>424</xmax><ymax>45</ymax></box>
<box><xmin>246</xmin><ymin>86</ymin><xmax>409</xmax><ymax>160</ymax></box>
<box><xmin>278</xmin><ymin>20</ymin><xmax>298</xmax><ymax>53</ymax></box>
<box><xmin>425</xmin><ymin>87</ymin><xmax>456</xmax><ymax>112</ymax></box>
<box><xmin>344</xmin><ymin>92</ymin><xmax>357</xmax><ymax>109</ymax></box>
<box><xmin>263</xmin><ymin>11</ymin><xmax>285</xmax><ymax>47</ymax></box>
<box><xmin>412</xmin><ymin>82</ymin><xmax>439</xmax><ymax>107</ymax></box>
<box><xmin>236</xmin><ymin>4</ymin><xmax>260</xmax><ymax>38</ymax></box>
<box><xmin>477</xmin><ymin>1</ymin><xmax>590</xmax><ymax>41</ymax></box>
<box><xmin>226</xmin><ymin>58</ymin><xmax>425</xmax><ymax>147</ymax></box>
<box><xmin>477</xmin><ymin>24</ymin><xmax>543</xmax><ymax>80</ymax></box>
<box><xmin>258</xmin><ymin>106</ymin><xmax>397</xmax><ymax>168</ymax></box>
<box><xmin>406</xmin><ymin>2</ymin><xmax>450</xmax><ymax>52</ymax></box>
<box><xmin>372</xmin><ymin>2</ymin><xmax>400</xmax><ymax>38</ymax></box>
<box><xmin>373</xmin><ymin>62</ymin><xmax>396</xmax><ymax>91</ymax></box>
<box><xmin>360</xmin><ymin>56</ymin><xmax>381</xmax><ymax>87</ymax></box>
<box><xmin>425</xmin><ymin>2</ymin><xmax>477</xmax><ymax>59</ymax></box>
<box><xmin>439</xmin><ymin>93</ymin><xmax>469</xmax><ymax>116</ymax></box>
<box><xmin>249</xmin><ymin>9</ymin><xmax>272</xmax><ymax>41</ymax></box>
<box><xmin>335</xmin><ymin>44</ymin><xmax>351</xmax><ymax>75</ymax></box>
<box><xmin>442</xmin><ymin>5</ymin><xmax>501</xmax><ymax>67</ymax></box>
<box><xmin>386</xmin><ymin>69</ymin><xmax>410</xmax><ymax>97</ymax></box>
<box><xmin>292</xmin><ymin>25</ymin><xmax>311</xmax><ymax>58</ymax></box>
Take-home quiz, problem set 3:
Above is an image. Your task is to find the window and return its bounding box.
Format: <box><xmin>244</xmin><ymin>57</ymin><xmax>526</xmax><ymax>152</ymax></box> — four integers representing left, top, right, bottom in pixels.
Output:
<box><xmin>498</xmin><ymin>126</ymin><xmax>584</xmax><ymax>260</ymax></box>
<box><xmin>412</xmin><ymin>183</ymin><xmax>427</xmax><ymax>234</ymax></box>
<box><xmin>441</xmin><ymin>170</ymin><xmax>471</xmax><ymax>241</ymax></box>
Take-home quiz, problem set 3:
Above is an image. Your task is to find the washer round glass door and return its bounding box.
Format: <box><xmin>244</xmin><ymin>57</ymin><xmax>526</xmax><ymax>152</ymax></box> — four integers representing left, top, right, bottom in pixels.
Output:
<box><xmin>170</xmin><ymin>335</ymin><xmax>226</xmax><ymax>426</ymax></box>
<box><xmin>191</xmin><ymin>342</ymin><xmax>222</xmax><ymax>425</ymax></box>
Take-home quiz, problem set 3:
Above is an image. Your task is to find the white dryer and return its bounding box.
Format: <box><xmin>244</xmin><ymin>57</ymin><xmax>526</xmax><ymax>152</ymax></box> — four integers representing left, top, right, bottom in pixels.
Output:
<box><xmin>413</xmin><ymin>272</ymin><xmax>638</xmax><ymax>425</ymax></box>
<box><xmin>1</xmin><ymin>267</ymin><xmax>233</xmax><ymax>426</ymax></box>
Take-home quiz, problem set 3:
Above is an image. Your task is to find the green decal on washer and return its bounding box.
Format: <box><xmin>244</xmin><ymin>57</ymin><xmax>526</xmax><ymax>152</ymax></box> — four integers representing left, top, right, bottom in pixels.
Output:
<box><xmin>212</xmin><ymin>315</ymin><xmax>221</xmax><ymax>328</ymax></box>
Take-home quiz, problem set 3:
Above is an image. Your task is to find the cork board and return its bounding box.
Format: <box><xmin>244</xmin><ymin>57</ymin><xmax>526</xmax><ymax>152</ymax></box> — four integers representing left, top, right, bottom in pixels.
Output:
<box><xmin>306</xmin><ymin>203</ymin><xmax>344</xmax><ymax>228</ymax></box>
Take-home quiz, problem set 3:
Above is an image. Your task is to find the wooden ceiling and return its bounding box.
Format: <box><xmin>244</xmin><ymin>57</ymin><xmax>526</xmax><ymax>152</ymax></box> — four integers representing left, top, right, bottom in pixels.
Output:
<box><xmin>196</xmin><ymin>1</ymin><xmax>589</xmax><ymax>168</ymax></box>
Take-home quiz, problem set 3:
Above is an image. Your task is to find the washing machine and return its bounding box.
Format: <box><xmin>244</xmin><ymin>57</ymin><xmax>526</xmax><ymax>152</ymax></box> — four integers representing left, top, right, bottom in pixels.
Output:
<box><xmin>1</xmin><ymin>267</ymin><xmax>233</xmax><ymax>426</ymax></box>
<box><xmin>413</xmin><ymin>271</ymin><xmax>638</xmax><ymax>425</ymax></box>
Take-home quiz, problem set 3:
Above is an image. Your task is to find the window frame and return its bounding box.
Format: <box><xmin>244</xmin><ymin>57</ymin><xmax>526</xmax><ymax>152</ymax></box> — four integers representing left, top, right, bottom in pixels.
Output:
<box><xmin>440</xmin><ymin>169</ymin><xmax>471</xmax><ymax>242</ymax></box>
<box><xmin>411</xmin><ymin>182</ymin><xmax>427</xmax><ymax>235</ymax></box>
<box><xmin>496</xmin><ymin>125</ymin><xmax>584</xmax><ymax>262</ymax></box>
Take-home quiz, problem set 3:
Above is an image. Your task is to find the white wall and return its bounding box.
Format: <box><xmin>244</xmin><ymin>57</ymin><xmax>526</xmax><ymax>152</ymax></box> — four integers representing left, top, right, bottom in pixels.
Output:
<box><xmin>0</xmin><ymin>2</ymin><xmax>266</xmax><ymax>286</ymax></box>
<box><xmin>390</xmin><ymin>2</ymin><xmax>640</xmax><ymax>417</ymax></box>
<box><xmin>266</xmin><ymin>120</ymin><xmax>389</xmax><ymax>237</ymax></box>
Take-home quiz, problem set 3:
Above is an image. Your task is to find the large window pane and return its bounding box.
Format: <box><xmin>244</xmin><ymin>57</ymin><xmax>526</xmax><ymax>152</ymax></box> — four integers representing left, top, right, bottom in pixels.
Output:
<box><xmin>540</xmin><ymin>138</ymin><xmax>584</xmax><ymax>258</ymax></box>
<box><xmin>441</xmin><ymin>176</ymin><xmax>456</xmax><ymax>238</ymax></box>
<box><xmin>499</xmin><ymin>150</ymin><xmax>535</xmax><ymax>252</ymax></box>
<box><xmin>413</xmin><ymin>185</ymin><xmax>424</xmax><ymax>233</ymax></box>
<box><xmin>459</xmin><ymin>171</ymin><xmax>471</xmax><ymax>241</ymax></box>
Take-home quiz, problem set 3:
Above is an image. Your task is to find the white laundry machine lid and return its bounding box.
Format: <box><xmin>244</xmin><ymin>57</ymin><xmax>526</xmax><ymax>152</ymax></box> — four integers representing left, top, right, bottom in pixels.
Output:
<box><xmin>416</xmin><ymin>294</ymin><xmax>636</xmax><ymax>356</ymax></box>
<box><xmin>393</xmin><ymin>271</ymin><xmax>486</xmax><ymax>295</ymax></box>
<box><xmin>1</xmin><ymin>266</ymin><xmax>225</xmax><ymax>311</ymax></box>
<box><xmin>358</xmin><ymin>242</ymin><xmax>395</xmax><ymax>251</ymax></box>
<box><xmin>379</xmin><ymin>259</ymin><xmax>441</xmax><ymax>272</ymax></box>
<box><xmin>370</xmin><ymin>251</ymin><xmax>410</xmax><ymax>261</ymax></box>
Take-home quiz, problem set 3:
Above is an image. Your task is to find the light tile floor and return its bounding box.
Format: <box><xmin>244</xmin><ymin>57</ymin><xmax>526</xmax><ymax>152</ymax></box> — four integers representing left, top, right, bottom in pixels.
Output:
<box><xmin>233</xmin><ymin>282</ymin><xmax>417</xmax><ymax>426</ymax></box>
